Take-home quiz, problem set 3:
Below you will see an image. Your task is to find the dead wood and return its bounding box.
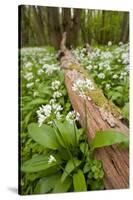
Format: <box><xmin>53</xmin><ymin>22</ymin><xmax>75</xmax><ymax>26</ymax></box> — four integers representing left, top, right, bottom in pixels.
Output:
<box><xmin>59</xmin><ymin>32</ymin><xmax>129</xmax><ymax>189</ymax></box>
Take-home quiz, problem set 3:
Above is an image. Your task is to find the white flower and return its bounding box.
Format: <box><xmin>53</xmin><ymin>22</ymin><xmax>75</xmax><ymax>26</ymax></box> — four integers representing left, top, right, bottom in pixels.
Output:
<box><xmin>49</xmin><ymin>98</ymin><xmax>56</xmax><ymax>104</ymax></box>
<box><xmin>119</xmin><ymin>41</ymin><xmax>123</xmax><ymax>46</ymax></box>
<box><xmin>112</xmin><ymin>74</ymin><xmax>118</xmax><ymax>79</ymax></box>
<box><xmin>25</xmin><ymin>62</ymin><xmax>32</xmax><ymax>68</ymax></box>
<box><xmin>38</xmin><ymin>114</ymin><xmax>46</xmax><ymax>127</ymax></box>
<box><xmin>66</xmin><ymin>111</ymin><xmax>80</xmax><ymax>124</ymax></box>
<box><xmin>56</xmin><ymin>112</ymin><xmax>62</xmax><ymax>120</ymax></box>
<box><xmin>53</xmin><ymin>91</ymin><xmax>62</xmax><ymax>99</ymax></box>
<box><xmin>72</xmin><ymin>78</ymin><xmax>94</xmax><ymax>99</ymax></box>
<box><xmin>94</xmin><ymin>65</ymin><xmax>98</xmax><ymax>69</ymax></box>
<box><xmin>24</xmin><ymin>72</ymin><xmax>33</xmax><ymax>81</ymax></box>
<box><xmin>48</xmin><ymin>155</ymin><xmax>56</xmax><ymax>164</ymax></box>
<box><xmin>42</xmin><ymin>64</ymin><xmax>60</xmax><ymax>75</ymax></box>
<box><xmin>37</xmin><ymin>69</ymin><xmax>44</xmax><ymax>75</ymax></box>
<box><xmin>42</xmin><ymin>105</ymin><xmax>52</xmax><ymax>116</ymax></box>
<box><xmin>52</xmin><ymin>104</ymin><xmax>63</xmax><ymax>112</ymax></box>
<box><xmin>98</xmin><ymin>73</ymin><xmax>105</xmax><ymax>79</ymax></box>
<box><xmin>86</xmin><ymin>65</ymin><xmax>92</xmax><ymax>70</ymax></box>
<box><xmin>51</xmin><ymin>80</ymin><xmax>61</xmax><ymax>90</ymax></box>
<box><xmin>33</xmin><ymin>91</ymin><xmax>38</xmax><ymax>97</ymax></box>
<box><xmin>26</xmin><ymin>82</ymin><xmax>34</xmax><ymax>88</ymax></box>
<box><xmin>35</xmin><ymin>79</ymin><xmax>40</xmax><ymax>83</ymax></box>
<box><xmin>108</xmin><ymin>41</ymin><xmax>112</xmax><ymax>46</ymax></box>
<box><xmin>106</xmin><ymin>83</ymin><xmax>111</xmax><ymax>89</ymax></box>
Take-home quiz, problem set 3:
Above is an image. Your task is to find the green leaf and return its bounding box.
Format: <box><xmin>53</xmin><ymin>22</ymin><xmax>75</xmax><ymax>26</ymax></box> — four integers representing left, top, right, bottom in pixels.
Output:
<box><xmin>23</xmin><ymin>98</ymin><xmax>47</xmax><ymax>111</ymax></box>
<box><xmin>80</xmin><ymin>142</ymin><xmax>89</xmax><ymax>156</ymax></box>
<box><xmin>54</xmin><ymin>120</ymin><xmax>81</xmax><ymax>148</ymax></box>
<box><xmin>73</xmin><ymin>169</ymin><xmax>87</xmax><ymax>192</ymax></box>
<box><xmin>28</xmin><ymin>123</ymin><xmax>60</xmax><ymax>149</ymax></box>
<box><xmin>21</xmin><ymin>154</ymin><xmax>59</xmax><ymax>172</ymax></box>
<box><xmin>52</xmin><ymin>177</ymin><xmax>72</xmax><ymax>193</ymax></box>
<box><xmin>90</xmin><ymin>130</ymin><xmax>129</xmax><ymax>151</ymax></box>
<box><xmin>122</xmin><ymin>102</ymin><xmax>129</xmax><ymax>120</ymax></box>
<box><xmin>35</xmin><ymin>173</ymin><xmax>61</xmax><ymax>194</ymax></box>
<box><xmin>61</xmin><ymin>158</ymin><xmax>81</xmax><ymax>182</ymax></box>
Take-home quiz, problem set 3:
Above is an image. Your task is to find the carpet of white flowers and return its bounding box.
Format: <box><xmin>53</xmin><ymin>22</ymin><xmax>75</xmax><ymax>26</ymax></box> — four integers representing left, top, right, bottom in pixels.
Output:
<box><xmin>20</xmin><ymin>43</ymin><xmax>129</xmax><ymax>194</ymax></box>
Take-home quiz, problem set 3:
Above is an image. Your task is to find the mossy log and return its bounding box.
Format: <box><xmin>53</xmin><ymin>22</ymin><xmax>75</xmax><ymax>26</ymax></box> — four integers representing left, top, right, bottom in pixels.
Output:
<box><xmin>59</xmin><ymin>32</ymin><xmax>129</xmax><ymax>189</ymax></box>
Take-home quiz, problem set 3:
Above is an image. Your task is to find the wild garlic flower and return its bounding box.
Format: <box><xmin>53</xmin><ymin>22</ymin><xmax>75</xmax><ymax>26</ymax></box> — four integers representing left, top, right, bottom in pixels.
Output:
<box><xmin>66</xmin><ymin>111</ymin><xmax>80</xmax><ymax>124</ymax></box>
<box><xmin>48</xmin><ymin>155</ymin><xmax>56</xmax><ymax>164</ymax></box>
<box><xmin>112</xmin><ymin>74</ymin><xmax>118</xmax><ymax>79</ymax></box>
<box><xmin>86</xmin><ymin>65</ymin><xmax>92</xmax><ymax>70</ymax></box>
<box><xmin>25</xmin><ymin>62</ymin><xmax>33</xmax><ymax>68</ymax></box>
<box><xmin>72</xmin><ymin>78</ymin><xmax>94</xmax><ymax>99</ymax></box>
<box><xmin>26</xmin><ymin>82</ymin><xmax>34</xmax><ymax>88</ymax></box>
<box><xmin>37</xmin><ymin>69</ymin><xmax>44</xmax><ymax>75</ymax></box>
<box><xmin>108</xmin><ymin>41</ymin><xmax>112</xmax><ymax>46</ymax></box>
<box><xmin>36</xmin><ymin>103</ymin><xmax>63</xmax><ymax>126</ymax></box>
<box><xmin>24</xmin><ymin>72</ymin><xmax>33</xmax><ymax>81</ymax></box>
<box><xmin>42</xmin><ymin>64</ymin><xmax>59</xmax><ymax>75</ymax></box>
<box><xmin>105</xmin><ymin>83</ymin><xmax>111</xmax><ymax>89</ymax></box>
<box><xmin>98</xmin><ymin>73</ymin><xmax>105</xmax><ymax>79</ymax></box>
<box><xmin>51</xmin><ymin>80</ymin><xmax>61</xmax><ymax>90</ymax></box>
<box><xmin>53</xmin><ymin>91</ymin><xmax>62</xmax><ymax>99</ymax></box>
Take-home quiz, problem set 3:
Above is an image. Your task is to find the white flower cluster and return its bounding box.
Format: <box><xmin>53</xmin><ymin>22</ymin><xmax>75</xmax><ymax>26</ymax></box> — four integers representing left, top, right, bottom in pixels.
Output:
<box><xmin>37</xmin><ymin>69</ymin><xmax>44</xmax><ymax>75</ymax></box>
<box><xmin>53</xmin><ymin>91</ymin><xmax>62</xmax><ymax>99</ymax></box>
<box><xmin>26</xmin><ymin>82</ymin><xmax>34</xmax><ymax>88</ymax></box>
<box><xmin>72</xmin><ymin>78</ymin><xmax>94</xmax><ymax>99</ymax></box>
<box><xmin>66</xmin><ymin>111</ymin><xmax>80</xmax><ymax>124</ymax></box>
<box><xmin>36</xmin><ymin>102</ymin><xmax>63</xmax><ymax>127</ymax></box>
<box><xmin>42</xmin><ymin>64</ymin><xmax>60</xmax><ymax>75</ymax></box>
<box><xmin>48</xmin><ymin>155</ymin><xmax>56</xmax><ymax>164</ymax></box>
<box><xmin>25</xmin><ymin>62</ymin><xmax>33</xmax><ymax>68</ymax></box>
<box><xmin>51</xmin><ymin>80</ymin><xmax>61</xmax><ymax>90</ymax></box>
<box><xmin>108</xmin><ymin>41</ymin><xmax>112</xmax><ymax>46</ymax></box>
<box><xmin>24</xmin><ymin>72</ymin><xmax>33</xmax><ymax>81</ymax></box>
<box><xmin>98</xmin><ymin>73</ymin><xmax>105</xmax><ymax>79</ymax></box>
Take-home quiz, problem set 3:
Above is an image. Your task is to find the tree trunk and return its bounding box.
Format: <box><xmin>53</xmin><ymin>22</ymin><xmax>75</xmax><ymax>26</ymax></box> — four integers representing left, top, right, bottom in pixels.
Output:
<box><xmin>31</xmin><ymin>6</ymin><xmax>45</xmax><ymax>46</ymax></box>
<box><xmin>62</xmin><ymin>8</ymin><xmax>72</xmax><ymax>48</ymax></box>
<box><xmin>121</xmin><ymin>12</ymin><xmax>129</xmax><ymax>43</ymax></box>
<box><xmin>72</xmin><ymin>8</ymin><xmax>81</xmax><ymax>47</ymax></box>
<box><xmin>47</xmin><ymin>7</ymin><xmax>61</xmax><ymax>49</ymax></box>
<box><xmin>59</xmin><ymin>33</ymin><xmax>129</xmax><ymax>189</ymax></box>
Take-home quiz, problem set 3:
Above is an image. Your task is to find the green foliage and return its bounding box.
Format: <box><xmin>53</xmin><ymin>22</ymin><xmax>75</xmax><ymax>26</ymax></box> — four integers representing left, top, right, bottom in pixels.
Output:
<box><xmin>28</xmin><ymin>123</ymin><xmax>59</xmax><ymax>150</ymax></box>
<box><xmin>20</xmin><ymin>45</ymin><xmax>129</xmax><ymax>195</ymax></box>
<box><xmin>73</xmin><ymin>170</ymin><xmax>87</xmax><ymax>192</ymax></box>
<box><xmin>21</xmin><ymin>154</ymin><xmax>60</xmax><ymax>172</ymax></box>
<box><xmin>61</xmin><ymin>158</ymin><xmax>81</xmax><ymax>182</ymax></box>
<box><xmin>122</xmin><ymin>102</ymin><xmax>129</xmax><ymax>120</ymax></box>
<box><xmin>90</xmin><ymin>130</ymin><xmax>129</xmax><ymax>150</ymax></box>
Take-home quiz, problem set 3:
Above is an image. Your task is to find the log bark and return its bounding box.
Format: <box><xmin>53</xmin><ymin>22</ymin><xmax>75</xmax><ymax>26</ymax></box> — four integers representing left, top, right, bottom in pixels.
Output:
<box><xmin>59</xmin><ymin>33</ymin><xmax>129</xmax><ymax>189</ymax></box>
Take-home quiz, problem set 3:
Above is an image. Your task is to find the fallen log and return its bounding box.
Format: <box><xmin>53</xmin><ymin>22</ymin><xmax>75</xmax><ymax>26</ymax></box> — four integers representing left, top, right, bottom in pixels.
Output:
<box><xmin>59</xmin><ymin>32</ymin><xmax>129</xmax><ymax>189</ymax></box>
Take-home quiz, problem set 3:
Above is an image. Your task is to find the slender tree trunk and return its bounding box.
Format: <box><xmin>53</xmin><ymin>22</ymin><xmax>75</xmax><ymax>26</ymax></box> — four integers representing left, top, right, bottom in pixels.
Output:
<box><xmin>31</xmin><ymin>6</ymin><xmax>45</xmax><ymax>46</ymax></box>
<box><xmin>101</xmin><ymin>10</ymin><xmax>106</xmax><ymax>44</ymax></box>
<box><xmin>62</xmin><ymin>8</ymin><xmax>72</xmax><ymax>48</ymax></box>
<box><xmin>72</xmin><ymin>8</ymin><xmax>81</xmax><ymax>47</ymax></box>
<box><xmin>47</xmin><ymin>7</ymin><xmax>61</xmax><ymax>49</ymax></box>
<box><xmin>121</xmin><ymin>12</ymin><xmax>129</xmax><ymax>43</ymax></box>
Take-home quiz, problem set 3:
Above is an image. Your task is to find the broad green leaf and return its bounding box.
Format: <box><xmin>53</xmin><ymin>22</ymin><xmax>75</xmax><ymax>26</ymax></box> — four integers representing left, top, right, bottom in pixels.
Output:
<box><xmin>21</xmin><ymin>154</ymin><xmax>59</xmax><ymax>172</ymax></box>
<box><xmin>28</xmin><ymin>123</ymin><xmax>60</xmax><ymax>149</ymax></box>
<box><xmin>24</xmin><ymin>110</ymin><xmax>33</xmax><ymax>126</ymax></box>
<box><xmin>73</xmin><ymin>169</ymin><xmax>87</xmax><ymax>192</ymax></box>
<box><xmin>52</xmin><ymin>177</ymin><xmax>72</xmax><ymax>193</ymax></box>
<box><xmin>54</xmin><ymin>120</ymin><xmax>81</xmax><ymax>148</ymax></box>
<box><xmin>122</xmin><ymin>102</ymin><xmax>129</xmax><ymax>120</ymax></box>
<box><xmin>90</xmin><ymin>130</ymin><xmax>129</xmax><ymax>150</ymax></box>
<box><xmin>23</xmin><ymin>98</ymin><xmax>47</xmax><ymax>111</ymax></box>
<box><xmin>61</xmin><ymin>158</ymin><xmax>81</xmax><ymax>182</ymax></box>
<box><xmin>80</xmin><ymin>142</ymin><xmax>89</xmax><ymax>156</ymax></box>
<box><xmin>35</xmin><ymin>173</ymin><xmax>61</xmax><ymax>194</ymax></box>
